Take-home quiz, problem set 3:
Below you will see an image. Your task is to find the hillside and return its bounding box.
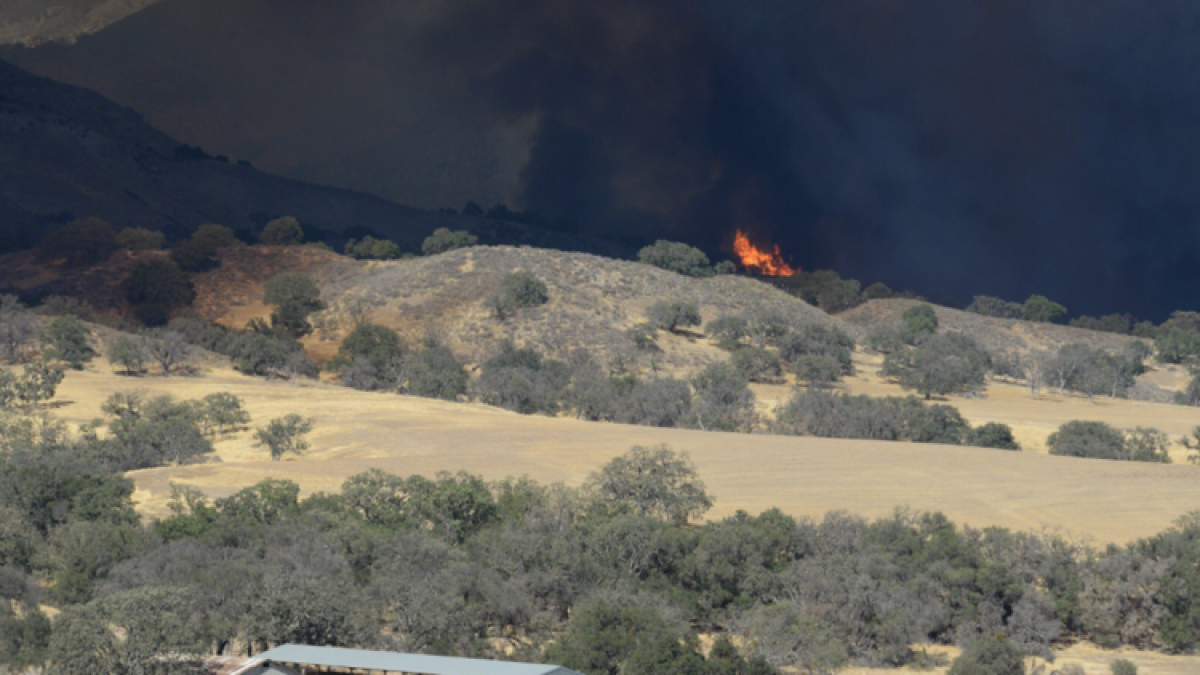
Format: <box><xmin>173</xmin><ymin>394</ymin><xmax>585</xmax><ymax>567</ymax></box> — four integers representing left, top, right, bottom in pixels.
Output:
<box><xmin>191</xmin><ymin>245</ymin><xmax>836</xmax><ymax>369</ymax></box>
<box><xmin>0</xmin><ymin>0</ymin><xmax>158</xmax><ymax>46</ymax></box>
<box><xmin>839</xmin><ymin>298</ymin><xmax>1145</xmax><ymax>355</ymax></box>
<box><xmin>0</xmin><ymin>57</ymin><xmax>630</xmax><ymax>256</ymax></box>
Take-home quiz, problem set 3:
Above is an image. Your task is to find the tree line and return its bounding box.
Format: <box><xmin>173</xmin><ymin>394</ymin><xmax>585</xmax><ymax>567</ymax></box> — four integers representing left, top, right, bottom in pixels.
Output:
<box><xmin>0</xmin><ymin>429</ymin><xmax>1193</xmax><ymax>675</ymax></box>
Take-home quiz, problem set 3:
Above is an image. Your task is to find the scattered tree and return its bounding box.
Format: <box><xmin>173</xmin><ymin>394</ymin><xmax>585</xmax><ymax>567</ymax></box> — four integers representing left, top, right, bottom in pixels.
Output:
<box><xmin>254</xmin><ymin>414</ymin><xmax>314</xmax><ymax>460</ymax></box>
<box><xmin>586</xmin><ymin>445</ymin><xmax>712</xmax><ymax>525</ymax></box>
<box><xmin>105</xmin><ymin>335</ymin><xmax>148</xmax><ymax>375</ymax></box>
<box><xmin>263</xmin><ymin>272</ymin><xmax>325</xmax><ymax>338</ymax></box>
<box><xmin>43</xmin><ymin>316</ymin><xmax>94</xmax><ymax>369</ymax></box>
<box><xmin>143</xmin><ymin>330</ymin><xmax>193</xmax><ymax>376</ymax></box>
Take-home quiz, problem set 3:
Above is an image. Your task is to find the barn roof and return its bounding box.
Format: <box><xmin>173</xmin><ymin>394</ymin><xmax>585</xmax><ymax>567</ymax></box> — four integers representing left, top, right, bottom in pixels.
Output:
<box><xmin>255</xmin><ymin>645</ymin><xmax>581</xmax><ymax>675</ymax></box>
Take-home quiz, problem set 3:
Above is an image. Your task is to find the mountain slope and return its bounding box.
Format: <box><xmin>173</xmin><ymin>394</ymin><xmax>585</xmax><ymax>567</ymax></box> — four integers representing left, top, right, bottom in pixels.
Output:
<box><xmin>0</xmin><ymin>0</ymin><xmax>159</xmax><ymax>46</ymax></box>
<box><xmin>0</xmin><ymin>57</ymin><xmax>629</xmax><ymax>256</ymax></box>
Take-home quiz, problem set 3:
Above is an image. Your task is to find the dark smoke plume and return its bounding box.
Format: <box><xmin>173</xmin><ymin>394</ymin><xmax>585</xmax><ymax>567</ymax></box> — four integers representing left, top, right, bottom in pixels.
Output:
<box><xmin>5</xmin><ymin>0</ymin><xmax>1200</xmax><ymax>318</ymax></box>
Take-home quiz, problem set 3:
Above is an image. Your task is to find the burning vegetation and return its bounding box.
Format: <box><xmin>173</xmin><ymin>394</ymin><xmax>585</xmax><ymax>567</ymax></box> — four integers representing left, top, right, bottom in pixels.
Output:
<box><xmin>733</xmin><ymin>230</ymin><xmax>796</xmax><ymax>276</ymax></box>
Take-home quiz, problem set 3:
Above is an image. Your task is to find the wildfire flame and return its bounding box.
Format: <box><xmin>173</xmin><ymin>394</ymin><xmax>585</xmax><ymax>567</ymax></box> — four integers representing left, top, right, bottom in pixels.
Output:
<box><xmin>733</xmin><ymin>230</ymin><xmax>797</xmax><ymax>276</ymax></box>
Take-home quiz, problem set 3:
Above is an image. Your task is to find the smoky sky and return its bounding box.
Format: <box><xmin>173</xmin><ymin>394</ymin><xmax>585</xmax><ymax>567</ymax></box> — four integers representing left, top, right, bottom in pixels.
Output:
<box><xmin>5</xmin><ymin>0</ymin><xmax>1200</xmax><ymax>319</ymax></box>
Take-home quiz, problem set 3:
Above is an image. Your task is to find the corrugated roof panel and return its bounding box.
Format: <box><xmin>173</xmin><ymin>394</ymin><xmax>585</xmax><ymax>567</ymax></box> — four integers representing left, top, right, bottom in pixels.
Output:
<box><xmin>256</xmin><ymin>645</ymin><xmax>579</xmax><ymax>675</ymax></box>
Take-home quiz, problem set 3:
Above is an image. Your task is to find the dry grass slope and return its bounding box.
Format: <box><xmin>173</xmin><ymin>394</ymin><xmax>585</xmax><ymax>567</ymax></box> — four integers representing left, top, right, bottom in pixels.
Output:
<box><xmin>839</xmin><ymin>298</ymin><xmax>1145</xmax><ymax>355</ymax></box>
<box><xmin>194</xmin><ymin>245</ymin><xmax>837</xmax><ymax>369</ymax></box>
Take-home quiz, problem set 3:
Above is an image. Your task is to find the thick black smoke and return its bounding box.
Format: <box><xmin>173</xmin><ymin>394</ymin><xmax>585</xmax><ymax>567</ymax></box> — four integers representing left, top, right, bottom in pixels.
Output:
<box><xmin>5</xmin><ymin>0</ymin><xmax>1200</xmax><ymax>318</ymax></box>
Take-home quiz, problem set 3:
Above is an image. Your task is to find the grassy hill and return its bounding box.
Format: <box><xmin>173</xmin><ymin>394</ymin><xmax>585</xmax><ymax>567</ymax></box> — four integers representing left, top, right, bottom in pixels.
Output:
<box><xmin>191</xmin><ymin>245</ymin><xmax>836</xmax><ymax>369</ymax></box>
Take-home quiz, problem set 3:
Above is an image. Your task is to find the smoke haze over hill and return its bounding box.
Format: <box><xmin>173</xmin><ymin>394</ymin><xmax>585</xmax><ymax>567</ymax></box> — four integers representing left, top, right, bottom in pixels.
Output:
<box><xmin>4</xmin><ymin>0</ymin><xmax>1200</xmax><ymax>318</ymax></box>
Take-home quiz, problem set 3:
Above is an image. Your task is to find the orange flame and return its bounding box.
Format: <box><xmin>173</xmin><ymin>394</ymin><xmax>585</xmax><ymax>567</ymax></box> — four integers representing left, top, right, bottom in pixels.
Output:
<box><xmin>732</xmin><ymin>230</ymin><xmax>797</xmax><ymax>276</ymax></box>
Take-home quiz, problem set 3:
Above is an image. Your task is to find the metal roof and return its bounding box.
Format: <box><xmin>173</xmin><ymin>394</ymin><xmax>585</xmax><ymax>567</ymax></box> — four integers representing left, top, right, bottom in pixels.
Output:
<box><xmin>255</xmin><ymin>645</ymin><xmax>581</xmax><ymax>675</ymax></box>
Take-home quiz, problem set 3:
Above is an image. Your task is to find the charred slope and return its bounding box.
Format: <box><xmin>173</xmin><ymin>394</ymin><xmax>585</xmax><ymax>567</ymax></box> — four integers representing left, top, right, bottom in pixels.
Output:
<box><xmin>0</xmin><ymin>58</ymin><xmax>630</xmax><ymax>256</ymax></box>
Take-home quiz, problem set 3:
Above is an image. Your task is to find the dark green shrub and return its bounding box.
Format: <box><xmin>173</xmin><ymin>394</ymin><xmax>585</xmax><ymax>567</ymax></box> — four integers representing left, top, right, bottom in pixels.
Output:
<box><xmin>1022</xmin><ymin>294</ymin><xmax>1067</xmax><ymax>324</ymax></box>
<box><xmin>475</xmin><ymin>343</ymin><xmax>569</xmax><ymax>414</ymax></box>
<box><xmin>901</xmin><ymin>304</ymin><xmax>939</xmax><ymax>343</ymax></box>
<box><xmin>637</xmin><ymin>240</ymin><xmax>714</xmax><ymax>277</ymax></box>
<box><xmin>345</xmin><ymin>236</ymin><xmax>402</xmax><ymax>260</ymax></box>
<box><xmin>862</xmin><ymin>282</ymin><xmax>894</xmax><ymax>300</ymax></box>
<box><xmin>116</xmin><ymin>228</ymin><xmax>165</xmax><ymax>251</ymax></box>
<box><xmin>37</xmin><ymin>217</ymin><xmax>119</xmax><ymax>267</ymax></box>
<box><xmin>1156</xmin><ymin>329</ymin><xmax>1200</xmax><ymax>364</ymax></box>
<box><xmin>815</xmin><ymin>278</ymin><xmax>862</xmax><ymax>313</ymax></box>
<box><xmin>707</xmin><ymin>315</ymin><xmax>750</xmax><ymax>349</ymax></box>
<box><xmin>685</xmin><ymin>362</ymin><xmax>757</xmax><ymax>432</ymax></box>
<box><xmin>487</xmin><ymin>272</ymin><xmax>549</xmax><ymax>320</ymax></box>
<box><xmin>421</xmin><ymin>228</ymin><xmax>478</xmax><ymax>255</ymax></box>
<box><xmin>190</xmin><ymin>224</ymin><xmax>238</xmax><ymax>253</ymax></box>
<box><xmin>729</xmin><ymin>347</ymin><xmax>785</xmax><ymax>384</ymax></box>
<box><xmin>331</xmin><ymin>323</ymin><xmax>405</xmax><ymax>388</ymax></box>
<box><xmin>967</xmin><ymin>423</ymin><xmax>1020</xmax><ymax>450</ymax></box>
<box><xmin>261</xmin><ymin>216</ymin><xmax>304</xmax><ymax>245</ymax></box>
<box><xmin>228</xmin><ymin>332</ymin><xmax>307</xmax><ymax>378</ymax></box>
<box><xmin>169</xmin><ymin>239</ymin><xmax>217</xmax><ymax>272</ymax></box>
<box><xmin>790</xmin><ymin>354</ymin><xmax>841</xmax><ymax>387</ymax></box>
<box><xmin>1110</xmin><ymin>659</ymin><xmax>1138</xmax><ymax>675</ymax></box>
<box><xmin>966</xmin><ymin>296</ymin><xmax>1022</xmax><ymax>319</ymax></box>
<box><xmin>946</xmin><ymin>635</ymin><xmax>1024</xmax><ymax>675</ymax></box>
<box><xmin>263</xmin><ymin>272</ymin><xmax>325</xmax><ymax>338</ymax></box>
<box><xmin>882</xmin><ymin>332</ymin><xmax>989</xmax><ymax>399</ymax></box>
<box><xmin>121</xmin><ymin>260</ymin><xmax>196</xmax><ymax>327</ymax></box>
<box><xmin>777</xmin><ymin>324</ymin><xmax>854</xmax><ymax>374</ymax></box>
<box><xmin>44</xmin><ymin>316</ymin><xmax>94</xmax><ymax>369</ymax></box>
<box><xmin>1047</xmin><ymin>421</ymin><xmax>1126</xmax><ymax>460</ymax></box>
<box><xmin>1047</xmin><ymin>421</ymin><xmax>1167</xmax><ymax>462</ymax></box>
<box><xmin>647</xmin><ymin>300</ymin><xmax>701</xmax><ymax>333</ymax></box>
<box><xmin>399</xmin><ymin>341</ymin><xmax>468</xmax><ymax>401</ymax></box>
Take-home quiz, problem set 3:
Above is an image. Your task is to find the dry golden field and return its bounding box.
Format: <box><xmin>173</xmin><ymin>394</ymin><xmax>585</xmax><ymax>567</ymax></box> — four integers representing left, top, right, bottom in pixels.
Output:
<box><xmin>53</xmin><ymin>361</ymin><xmax>1200</xmax><ymax>546</ymax></box>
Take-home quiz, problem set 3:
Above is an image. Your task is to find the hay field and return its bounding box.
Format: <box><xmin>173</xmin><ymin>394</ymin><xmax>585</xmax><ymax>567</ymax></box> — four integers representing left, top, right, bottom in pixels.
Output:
<box><xmin>53</xmin><ymin>365</ymin><xmax>1200</xmax><ymax>545</ymax></box>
